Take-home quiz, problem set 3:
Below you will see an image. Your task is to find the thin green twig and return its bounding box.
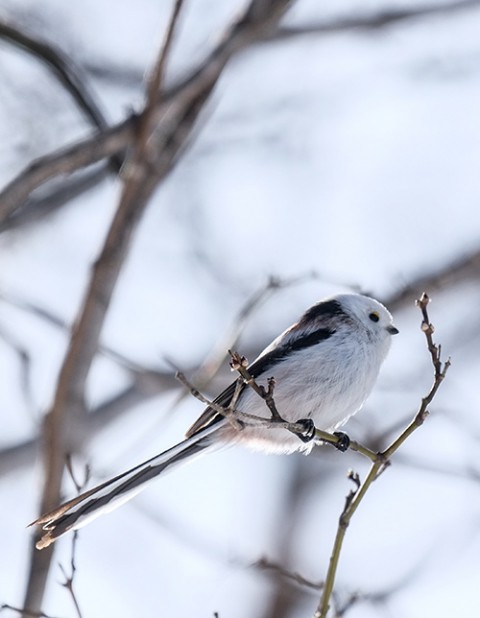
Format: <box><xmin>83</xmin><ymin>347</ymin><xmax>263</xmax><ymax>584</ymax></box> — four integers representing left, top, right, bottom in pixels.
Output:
<box><xmin>314</xmin><ymin>293</ymin><xmax>450</xmax><ymax>618</ymax></box>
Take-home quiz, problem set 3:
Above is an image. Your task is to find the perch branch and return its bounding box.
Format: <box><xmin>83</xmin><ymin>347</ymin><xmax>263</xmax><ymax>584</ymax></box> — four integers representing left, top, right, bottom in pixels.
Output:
<box><xmin>314</xmin><ymin>293</ymin><xmax>450</xmax><ymax>618</ymax></box>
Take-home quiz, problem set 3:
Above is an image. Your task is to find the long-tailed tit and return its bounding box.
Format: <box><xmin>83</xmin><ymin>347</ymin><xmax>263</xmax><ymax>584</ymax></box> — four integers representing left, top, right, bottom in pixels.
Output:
<box><xmin>32</xmin><ymin>293</ymin><xmax>398</xmax><ymax>548</ymax></box>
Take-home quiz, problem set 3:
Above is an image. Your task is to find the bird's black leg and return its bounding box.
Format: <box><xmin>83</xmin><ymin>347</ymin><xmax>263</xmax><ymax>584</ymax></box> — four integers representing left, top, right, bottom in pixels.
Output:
<box><xmin>294</xmin><ymin>418</ymin><xmax>316</xmax><ymax>443</ymax></box>
<box><xmin>333</xmin><ymin>431</ymin><xmax>350</xmax><ymax>452</ymax></box>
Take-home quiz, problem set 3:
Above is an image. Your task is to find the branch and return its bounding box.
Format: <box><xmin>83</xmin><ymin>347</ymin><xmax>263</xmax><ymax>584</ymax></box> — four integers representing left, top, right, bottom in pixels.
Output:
<box><xmin>0</xmin><ymin>322</ymin><xmax>33</xmax><ymax>412</ymax></box>
<box><xmin>255</xmin><ymin>557</ymin><xmax>323</xmax><ymax>591</ymax></box>
<box><xmin>128</xmin><ymin>0</ymin><xmax>185</xmax><ymax>171</ymax></box>
<box><xmin>0</xmin><ymin>0</ymin><xmax>292</xmax><ymax>223</ymax></box>
<box><xmin>180</xmin><ymin>346</ymin><xmax>380</xmax><ymax>456</ymax></box>
<box><xmin>0</xmin><ymin>166</ymin><xmax>109</xmax><ymax>233</ymax></box>
<box><xmin>56</xmin><ymin>462</ymin><xmax>89</xmax><ymax>618</ymax></box>
<box><xmin>191</xmin><ymin>272</ymin><xmax>319</xmax><ymax>388</ymax></box>
<box><xmin>74</xmin><ymin>0</ymin><xmax>480</xmax><ymax>91</ymax></box>
<box><xmin>228</xmin><ymin>352</ymin><xmax>379</xmax><ymax>457</ymax></box>
<box><xmin>314</xmin><ymin>293</ymin><xmax>450</xmax><ymax>618</ymax></box>
<box><xmin>0</xmin><ymin>121</ymin><xmax>133</xmax><ymax>222</ymax></box>
<box><xmin>0</xmin><ymin>371</ymin><xmax>180</xmax><ymax>479</ymax></box>
<box><xmin>229</xmin><ymin>350</ymin><xmax>285</xmax><ymax>422</ymax></box>
<box><xmin>176</xmin><ymin>371</ymin><xmax>245</xmax><ymax>432</ymax></box>
<box><xmin>24</xmin><ymin>2</ymin><xmax>294</xmax><ymax>613</ymax></box>
<box><xmin>0</xmin><ymin>605</ymin><xmax>61</xmax><ymax>618</ymax></box>
<box><xmin>270</xmin><ymin>0</ymin><xmax>480</xmax><ymax>41</ymax></box>
<box><xmin>0</xmin><ymin>18</ymin><xmax>110</xmax><ymax>132</ymax></box>
<box><xmin>384</xmin><ymin>247</ymin><xmax>480</xmax><ymax>312</ymax></box>
<box><xmin>0</xmin><ymin>274</ymin><xmax>317</xmax><ymax>478</ymax></box>
<box><xmin>23</xmin><ymin>2</ymin><xmax>187</xmax><ymax>612</ymax></box>
<box><xmin>2</xmin><ymin>0</ymin><xmax>478</xmax><ymax>226</ymax></box>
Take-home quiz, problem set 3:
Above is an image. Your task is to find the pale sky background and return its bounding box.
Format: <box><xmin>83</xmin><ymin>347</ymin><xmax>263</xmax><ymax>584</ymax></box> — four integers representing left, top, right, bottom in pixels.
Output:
<box><xmin>1</xmin><ymin>1</ymin><xmax>480</xmax><ymax>617</ymax></box>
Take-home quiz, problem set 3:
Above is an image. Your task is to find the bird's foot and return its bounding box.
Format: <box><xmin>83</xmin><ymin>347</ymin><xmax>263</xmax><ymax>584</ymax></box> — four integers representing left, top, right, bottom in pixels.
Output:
<box><xmin>333</xmin><ymin>431</ymin><xmax>350</xmax><ymax>452</ymax></box>
<box><xmin>294</xmin><ymin>418</ymin><xmax>316</xmax><ymax>443</ymax></box>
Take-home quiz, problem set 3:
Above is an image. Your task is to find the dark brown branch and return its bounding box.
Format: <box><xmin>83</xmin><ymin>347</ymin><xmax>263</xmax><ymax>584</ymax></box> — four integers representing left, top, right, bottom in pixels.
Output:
<box><xmin>0</xmin><ymin>166</ymin><xmax>109</xmax><ymax>233</ymax></box>
<box><xmin>0</xmin><ymin>18</ymin><xmax>109</xmax><ymax>132</ymax></box>
<box><xmin>81</xmin><ymin>0</ymin><xmax>479</xmax><ymax>90</ymax></box>
<box><xmin>0</xmin><ymin>0</ymin><xmax>292</xmax><ymax>223</ymax></box>
<box><xmin>270</xmin><ymin>0</ymin><xmax>480</xmax><ymax>41</ymax></box>
<box><xmin>23</xmin><ymin>2</ymin><xmax>187</xmax><ymax>612</ymax></box>
<box><xmin>24</xmin><ymin>2</ymin><xmax>293</xmax><ymax>613</ymax></box>
<box><xmin>0</xmin><ymin>121</ymin><xmax>133</xmax><ymax>222</ymax></box>
<box><xmin>0</xmin><ymin>605</ymin><xmax>60</xmax><ymax>618</ymax></box>
<box><xmin>255</xmin><ymin>557</ymin><xmax>323</xmax><ymax>591</ymax></box>
<box><xmin>384</xmin><ymin>248</ymin><xmax>480</xmax><ymax>312</ymax></box>
<box><xmin>4</xmin><ymin>1</ymin><xmax>476</xmax><ymax>225</ymax></box>
<box><xmin>2</xmin><ymin>0</ymin><xmax>478</xmax><ymax>225</ymax></box>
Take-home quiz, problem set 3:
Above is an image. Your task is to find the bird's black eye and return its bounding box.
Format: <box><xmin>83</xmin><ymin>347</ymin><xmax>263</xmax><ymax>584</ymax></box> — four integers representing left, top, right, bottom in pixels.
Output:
<box><xmin>369</xmin><ymin>311</ymin><xmax>380</xmax><ymax>323</ymax></box>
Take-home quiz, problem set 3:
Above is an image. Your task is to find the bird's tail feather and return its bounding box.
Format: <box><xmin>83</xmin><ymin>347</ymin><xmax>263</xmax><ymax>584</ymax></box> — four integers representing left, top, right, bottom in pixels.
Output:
<box><xmin>31</xmin><ymin>422</ymin><xmax>222</xmax><ymax>549</ymax></box>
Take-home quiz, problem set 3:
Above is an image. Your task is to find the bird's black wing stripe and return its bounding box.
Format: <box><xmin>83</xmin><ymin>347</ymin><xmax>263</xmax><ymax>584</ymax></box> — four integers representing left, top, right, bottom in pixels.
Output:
<box><xmin>249</xmin><ymin>327</ymin><xmax>335</xmax><ymax>376</ymax></box>
<box><xmin>288</xmin><ymin>328</ymin><xmax>336</xmax><ymax>353</ymax></box>
<box><xmin>300</xmin><ymin>299</ymin><xmax>345</xmax><ymax>324</ymax></box>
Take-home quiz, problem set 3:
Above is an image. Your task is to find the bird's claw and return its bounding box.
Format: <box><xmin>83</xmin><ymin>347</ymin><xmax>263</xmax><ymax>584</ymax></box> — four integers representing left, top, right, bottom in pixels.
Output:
<box><xmin>294</xmin><ymin>418</ymin><xmax>316</xmax><ymax>443</ymax></box>
<box><xmin>333</xmin><ymin>431</ymin><xmax>350</xmax><ymax>452</ymax></box>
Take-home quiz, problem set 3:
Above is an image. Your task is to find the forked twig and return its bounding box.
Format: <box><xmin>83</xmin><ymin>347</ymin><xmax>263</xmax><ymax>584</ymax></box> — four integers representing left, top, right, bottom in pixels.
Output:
<box><xmin>314</xmin><ymin>293</ymin><xmax>450</xmax><ymax>618</ymax></box>
<box><xmin>57</xmin><ymin>461</ymin><xmax>90</xmax><ymax>618</ymax></box>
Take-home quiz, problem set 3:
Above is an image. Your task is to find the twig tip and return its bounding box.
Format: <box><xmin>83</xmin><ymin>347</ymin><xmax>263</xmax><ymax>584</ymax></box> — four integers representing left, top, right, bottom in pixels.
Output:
<box><xmin>416</xmin><ymin>291</ymin><xmax>430</xmax><ymax>307</ymax></box>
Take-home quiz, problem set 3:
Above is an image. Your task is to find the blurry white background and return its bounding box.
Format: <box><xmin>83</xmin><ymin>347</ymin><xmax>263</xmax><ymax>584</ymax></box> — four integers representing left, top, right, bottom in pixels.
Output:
<box><xmin>1</xmin><ymin>1</ymin><xmax>480</xmax><ymax>617</ymax></box>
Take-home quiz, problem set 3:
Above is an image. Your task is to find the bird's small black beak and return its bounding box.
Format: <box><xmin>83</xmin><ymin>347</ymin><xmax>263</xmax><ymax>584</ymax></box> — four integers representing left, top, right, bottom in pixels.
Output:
<box><xmin>387</xmin><ymin>325</ymin><xmax>399</xmax><ymax>335</ymax></box>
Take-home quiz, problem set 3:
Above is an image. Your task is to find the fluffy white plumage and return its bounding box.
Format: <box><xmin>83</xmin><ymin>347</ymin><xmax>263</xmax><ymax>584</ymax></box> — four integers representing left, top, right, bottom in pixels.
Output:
<box><xmin>32</xmin><ymin>293</ymin><xmax>398</xmax><ymax>548</ymax></box>
<box><xmin>217</xmin><ymin>293</ymin><xmax>397</xmax><ymax>453</ymax></box>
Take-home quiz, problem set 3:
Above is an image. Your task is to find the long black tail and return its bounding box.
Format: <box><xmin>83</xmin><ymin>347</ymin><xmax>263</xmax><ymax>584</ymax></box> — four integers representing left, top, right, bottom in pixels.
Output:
<box><xmin>31</xmin><ymin>423</ymin><xmax>222</xmax><ymax>549</ymax></box>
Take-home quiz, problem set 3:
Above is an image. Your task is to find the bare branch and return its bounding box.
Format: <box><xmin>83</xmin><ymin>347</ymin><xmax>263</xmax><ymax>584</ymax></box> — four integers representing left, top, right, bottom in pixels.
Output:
<box><xmin>192</xmin><ymin>272</ymin><xmax>319</xmax><ymax>388</ymax></box>
<box><xmin>0</xmin><ymin>166</ymin><xmax>109</xmax><ymax>233</ymax></box>
<box><xmin>0</xmin><ymin>0</ymin><xmax>292</xmax><ymax>222</ymax></box>
<box><xmin>384</xmin><ymin>247</ymin><xmax>480</xmax><ymax>312</ymax></box>
<box><xmin>2</xmin><ymin>1</ymin><xmax>478</xmax><ymax>226</ymax></box>
<box><xmin>58</xmin><ymin>553</ymin><xmax>82</xmax><ymax>618</ymax></box>
<box><xmin>0</xmin><ymin>18</ymin><xmax>109</xmax><ymax>132</ymax></box>
<box><xmin>0</xmin><ymin>323</ymin><xmax>33</xmax><ymax>412</ymax></box>
<box><xmin>176</xmin><ymin>371</ymin><xmax>245</xmax><ymax>432</ymax></box>
<box><xmin>0</xmin><ymin>121</ymin><xmax>133</xmax><ymax>222</ymax></box>
<box><xmin>78</xmin><ymin>0</ymin><xmax>480</xmax><ymax>91</ymax></box>
<box><xmin>255</xmin><ymin>557</ymin><xmax>324</xmax><ymax>591</ymax></box>
<box><xmin>56</xmin><ymin>464</ymin><xmax>89</xmax><ymax>618</ymax></box>
<box><xmin>139</xmin><ymin>0</ymin><xmax>185</xmax><ymax>140</ymax></box>
<box><xmin>314</xmin><ymin>294</ymin><xmax>450</xmax><ymax>618</ymax></box>
<box><xmin>229</xmin><ymin>350</ymin><xmax>285</xmax><ymax>422</ymax></box>
<box><xmin>23</xmin><ymin>1</ymin><xmax>186</xmax><ymax>611</ymax></box>
<box><xmin>0</xmin><ymin>275</ymin><xmax>321</xmax><ymax>478</ymax></box>
<box><xmin>270</xmin><ymin>0</ymin><xmax>480</xmax><ymax>42</ymax></box>
<box><xmin>24</xmin><ymin>2</ymin><xmax>294</xmax><ymax>612</ymax></box>
<box><xmin>0</xmin><ymin>604</ymin><xmax>61</xmax><ymax>618</ymax></box>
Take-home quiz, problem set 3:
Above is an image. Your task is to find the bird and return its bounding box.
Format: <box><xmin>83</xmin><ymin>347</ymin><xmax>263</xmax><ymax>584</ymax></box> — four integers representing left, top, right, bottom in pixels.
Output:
<box><xmin>31</xmin><ymin>293</ymin><xmax>398</xmax><ymax>549</ymax></box>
